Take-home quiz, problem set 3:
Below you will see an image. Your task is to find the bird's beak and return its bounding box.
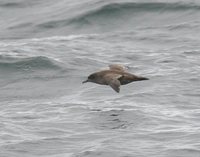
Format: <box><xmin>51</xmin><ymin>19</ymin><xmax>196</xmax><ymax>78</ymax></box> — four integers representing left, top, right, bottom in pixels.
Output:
<box><xmin>82</xmin><ymin>79</ymin><xmax>88</xmax><ymax>84</ymax></box>
<box><xmin>138</xmin><ymin>77</ymin><xmax>149</xmax><ymax>81</ymax></box>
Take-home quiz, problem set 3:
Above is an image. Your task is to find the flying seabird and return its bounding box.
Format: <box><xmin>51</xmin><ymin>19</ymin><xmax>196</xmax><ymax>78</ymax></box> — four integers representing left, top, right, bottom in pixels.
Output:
<box><xmin>82</xmin><ymin>64</ymin><xmax>149</xmax><ymax>93</ymax></box>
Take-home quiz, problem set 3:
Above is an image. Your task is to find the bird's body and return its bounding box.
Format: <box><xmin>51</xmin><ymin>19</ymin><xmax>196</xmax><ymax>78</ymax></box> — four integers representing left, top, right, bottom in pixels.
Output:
<box><xmin>82</xmin><ymin>65</ymin><xmax>149</xmax><ymax>93</ymax></box>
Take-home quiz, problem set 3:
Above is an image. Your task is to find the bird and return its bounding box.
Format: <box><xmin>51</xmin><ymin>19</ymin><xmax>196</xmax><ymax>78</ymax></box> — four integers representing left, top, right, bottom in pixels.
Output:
<box><xmin>82</xmin><ymin>64</ymin><xmax>149</xmax><ymax>93</ymax></box>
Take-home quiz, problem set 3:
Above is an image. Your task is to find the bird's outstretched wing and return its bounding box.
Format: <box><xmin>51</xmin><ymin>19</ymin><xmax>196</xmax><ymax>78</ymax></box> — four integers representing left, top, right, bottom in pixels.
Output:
<box><xmin>109</xmin><ymin>64</ymin><xmax>127</xmax><ymax>72</ymax></box>
<box><xmin>104</xmin><ymin>73</ymin><xmax>122</xmax><ymax>93</ymax></box>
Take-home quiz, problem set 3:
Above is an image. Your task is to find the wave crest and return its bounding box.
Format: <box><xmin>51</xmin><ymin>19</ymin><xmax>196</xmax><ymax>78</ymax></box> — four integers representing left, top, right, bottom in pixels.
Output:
<box><xmin>37</xmin><ymin>2</ymin><xmax>200</xmax><ymax>30</ymax></box>
<box><xmin>69</xmin><ymin>2</ymin><xmax>200</xmax><ymax>23</ymax></box>
<box><xmin>0</xmin><ymin>56</ymin><xmax>61</xmax><ymax>72</ymax></box>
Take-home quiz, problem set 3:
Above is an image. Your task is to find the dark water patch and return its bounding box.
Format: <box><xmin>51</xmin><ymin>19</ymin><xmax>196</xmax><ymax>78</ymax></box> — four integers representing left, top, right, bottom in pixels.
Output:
<box><xmin>0</xmin><ymin>1</ymin><xmax>38</xmax><ymax>9</ymax></box>
<box><xmin>94</xmin><ymin>2</ymin><xmax>200</xmax><ymax>13</ymax></box>
<box><xmin>156</xmin><ymin>58</ymin><xmax>176</xmax><ymax>64</ymax></box>
<box><xmin>0</xmin><ymin>56</ymin><xmax>61</xmax><ymax>72</ymax></box>
<box><xmin>37</xmin><ymin>19</ymin><xmax>69</xmax><ymax>30</ymax></box>
<box><xmin>189</xmin><ymin>77</ymin><xmax>199</xmax><ymax>82</ymax></box>
<box><xmin>69</xmin><ymin>2</ymin><xmax>200</xmax><ymax>23</ymax></box>
<box><xmin>0</xmin><ymin>2</ymin><xmax>24</xmax><ymax>8</ymax></box>
<box><xmin>89</xmin><ymin>109</ymin><xmax>149</xmax><ymax>131</ymax></box>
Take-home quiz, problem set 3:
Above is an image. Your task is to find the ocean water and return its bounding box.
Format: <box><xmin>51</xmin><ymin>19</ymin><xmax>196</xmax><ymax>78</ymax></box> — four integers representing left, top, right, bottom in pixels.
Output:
<box><xmin>0</xmin><ymin>0</ymin><xmax>200</xmax><ymax>157</ymax></box>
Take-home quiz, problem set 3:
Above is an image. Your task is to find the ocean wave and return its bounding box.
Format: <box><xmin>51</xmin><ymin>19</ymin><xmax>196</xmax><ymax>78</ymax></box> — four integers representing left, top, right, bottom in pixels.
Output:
<box><xmin>37</xmin><ymin>2</ymin><xmax>200</xmax><ymax>30</ymax></box>
<box><xmin>2</xmin><ymin>1</ymin><xmax>200</xmax><ymax>39</ymax></box>
<box><xmin>0</xmin><ymin>56</ymin><xmax>61</xmax><ymax>72</ymax></box>
<box><xmin>93</xmin><ymin>2</ymin><xmax>200</xmax><ymax>13</ymax></box>
<box><xmin>68</xmin><ymin>2</ymin><xmax>200</xmax><ymax>23</ymax></box>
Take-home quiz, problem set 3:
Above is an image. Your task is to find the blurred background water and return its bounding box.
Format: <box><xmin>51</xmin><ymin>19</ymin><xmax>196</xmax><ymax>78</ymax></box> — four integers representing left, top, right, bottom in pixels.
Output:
<box><xmin>0</xmin><ymin>0</ymin><xmax>200</xmax><ymax>157</ymax></box>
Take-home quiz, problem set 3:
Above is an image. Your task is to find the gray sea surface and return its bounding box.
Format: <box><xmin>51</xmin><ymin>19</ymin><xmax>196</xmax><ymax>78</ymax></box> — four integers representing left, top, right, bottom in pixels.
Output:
<box><xmin>0</xmin><ymin>0</ymin><xmax>200</xmax><ymax>157</ymax></box>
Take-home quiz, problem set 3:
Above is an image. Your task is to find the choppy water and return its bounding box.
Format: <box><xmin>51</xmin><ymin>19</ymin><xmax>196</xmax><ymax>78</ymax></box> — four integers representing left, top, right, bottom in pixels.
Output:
<box><xmin>0</xmin><ymin>0</ymin><xmax>200</xmax><ymax>157</ymax></box>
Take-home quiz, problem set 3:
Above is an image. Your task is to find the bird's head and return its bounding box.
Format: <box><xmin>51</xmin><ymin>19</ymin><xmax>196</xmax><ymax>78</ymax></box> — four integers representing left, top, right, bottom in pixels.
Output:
<box><xmin>82</xmin><ymin>73</ymin><xmax>96</xmax><ymax>84</ymax></box>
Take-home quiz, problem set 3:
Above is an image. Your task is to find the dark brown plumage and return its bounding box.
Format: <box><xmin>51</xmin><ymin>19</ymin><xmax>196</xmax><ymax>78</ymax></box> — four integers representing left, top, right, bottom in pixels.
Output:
<box><xmin>82</xmin><ymin>65</ymin><xmax>149</xmax><ymax>93</ymax></box>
